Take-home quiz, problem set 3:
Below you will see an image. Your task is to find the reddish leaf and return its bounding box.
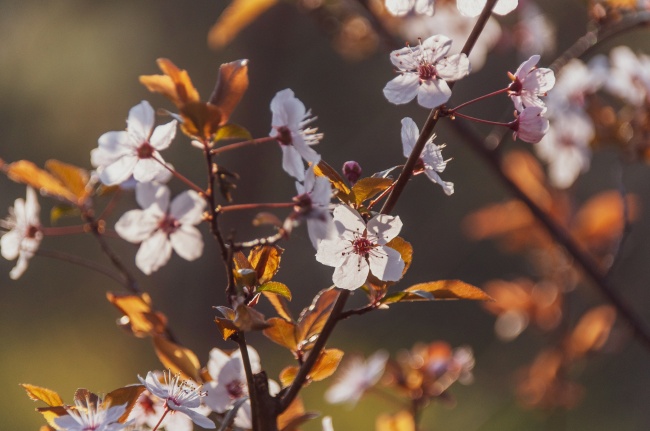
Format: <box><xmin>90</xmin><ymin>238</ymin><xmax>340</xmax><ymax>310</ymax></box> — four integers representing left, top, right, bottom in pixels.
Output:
<box><xmin>103</xmin><ymin>385</ymin><xmax>146</xmax><ymax>423</ymax></box>
<box><xmin>297</xmin><ymin>288</ymin><xmax>339</xmax><ymax>351</ymax></box>
<box><xmin>20</xmin><ymin>384</ymin><xmax>63</xmax><ymax>407</ymax></box>
<box><xmin>106</xmin><ymin>293</ymin><xmax>167</xmax><ymax>338</ymax></box>
<box><xmin>152</xmin><ymin>336</ymin><xmax>202</xmax><ymax>383</ymax></box>
<box><xmin>6</xmin><ymin>160</ymin><xmax>78</xmax><ymax>204</ymax></box>
<box><xmin>263</xmin><ymin>317</ymin><xmax>298</xmax><ymax>352</ymax></box>
<box><xmin>351</xmin><ymin>177</ymin><xmax>394</xmax><ymax>205</ymax></box>
<box><xmin>386</xmin><ymin>236</ymin><xmax>412</xmax><ymax>276</ymax></box>
<box><xmin>209</xmin><ymin>60</ymin><xmax>249</xmax><ymax>123</ymax></box>
<box><xmin>207</xmin><ymin>0</ymin><xmax>278</xmax><ymax>49</ymax></box>
<box><xmin>248</xmin><ymin>245</ymin><xmax>283</xmax><ymax>284</ymax></box>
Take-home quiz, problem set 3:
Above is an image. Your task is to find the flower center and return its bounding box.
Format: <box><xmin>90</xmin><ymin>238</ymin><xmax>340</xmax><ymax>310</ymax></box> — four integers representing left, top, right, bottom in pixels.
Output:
<box><xmin>418</xmin><ymin>63</ymin><xmax>437</xmax><ymax>81</ymax></box>
<box><xmin>26</xmin><ymin>225</ymin><xmax>40</xmax><ymax>239</ymax></box>
<box><xmin>508</xmin><ymin>78</ymin><xmax>523</xmax><ymax>95</ymax></box>
<box><xmin>413</xmin><ymin>158</ymin><xmax>426</xmax><ymax>173</ymax></box>
<box><xmin>352</xmin><ymin>236</ymin><xmax>375</xmax><ymax>258</ymax></box>
<box><xmin>293</xmin><ymin>192</ymin><xmax>313</xmax><ymax>214</ymax></box>
<box><xmin>137</xmin><ymin>141</ymin><xmax>155</xmax><ymax>159</ymax></box>
<box><xmin>275</xmin><ymin>126</ymin><xmax>293</xmax><ymax>146</ymax></box>
<box><xmin>226</xmin><ymin>380</ymin><xmax>245</xmax><ymax>399</ymax></box>
<box><xmin>158</xmin><ymin>215</ymin><xmax>180</xmax><ymax>234</ymax></box>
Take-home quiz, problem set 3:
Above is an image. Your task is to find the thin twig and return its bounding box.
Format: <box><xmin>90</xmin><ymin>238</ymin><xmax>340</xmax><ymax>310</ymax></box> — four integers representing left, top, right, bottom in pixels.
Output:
<box><xmin>36</xmin><ymin>248</ymin><xmax>126</xmax><ymax>286</ymax></box>
<box><xmin>234</xmin><ymin>332</ymin><xmax>259</xmax><ymax>431</ymax></box>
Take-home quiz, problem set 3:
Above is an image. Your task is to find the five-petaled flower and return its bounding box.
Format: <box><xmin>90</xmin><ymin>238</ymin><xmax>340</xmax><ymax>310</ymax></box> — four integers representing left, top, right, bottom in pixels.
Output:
<box><xmin>508</xmin><ymin>55</ymin><xmax>555</xmax><ymax>112</ymax></box>
<box><xmin>511</xmin><ymin>106</ymin><xmax>549</xmax><ymax>144</ymax></box>
<box><xmin>54</xmin><ymin>397</ymin><xmax>128</xmax><ymax>431</ymax></box>
<box><xmin>270</xmin><ymin>89</ymin><xmax>323</xmax><ymax>181</ymax></box>
<box><xmin>316</xmin><ymin>205</ymin><xmax>405</xmax><ymax>290</ymax></box>
<box><xmin>115</xmin><ymin>183</ymin><xmax>205</xmax><ymax>275</ymax></box>
<box><xmin>383</xmin><ymin>35</ymin><xmax>470</xmax><ymax>109</ymax></box>
<box><xmin>129</xmin><ymin>390</ymin><xmax>194</xmax><ymax>431</ymax></box>
<box><xmin>1</xmin><ymin>187</ymin><xmax>42</xmax><ymax>280</ymax></box>
<box><xmin>138</xmin><ymin>370</ymin><xmax>215</xmax><ymax>429</ymax></box>
<box><xmin>91</xmin><ymin>100</ymin><xmax>177</xmax><ymax>186</ymax></box>
<box><xmin>325</xmin><ymin>350</ymin><xmax>389</xmax><ymax>405</ymax></box>
<box><xmin>401</xmin><ymin>117</ymin><xmax>454</xmax><ymax>196</ymax></box>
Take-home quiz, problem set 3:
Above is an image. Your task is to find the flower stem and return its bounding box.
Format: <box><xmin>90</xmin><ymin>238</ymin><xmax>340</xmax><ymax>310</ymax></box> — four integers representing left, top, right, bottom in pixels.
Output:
<box><xmin>367</xmin><ymin>181</ymin><xmax>397</xmax><ymax>210</ymax></box>
<box><xmin>152</xmin><ymin>156</ymin><xmax>205</xmax><ymax>195</ymax></box>
<box><xmin>41</xmin><ymin>225</ymin><xmax>88</xmax><ymax>236</ymax></box>
<box><xmin>210</xmin><ymin>136</ymin><xmax>277</xmax><ymax>155</ymax></box>
<box><xmin>450</xmin><ymin>112</ymin><xmax>513</xmax><ymax>128</ymax></box>
<box><xmin>151</xmin><ymin>406</ymin><xmax>170</xmax><ymax>431</ymax></box>
<box><xmin>36</xmin><ymin>248</ymin><xmax>126</xmax><ymax>286</ymax></box>
<box><xmin>450</xmin><ymin>87</ymin><xmax>509</xmax><ymax>112</ymax></box>
<box><xmin>218</xmin><ymin>202</ymin><xmax>294</xmax><ymax>213</ymax></box>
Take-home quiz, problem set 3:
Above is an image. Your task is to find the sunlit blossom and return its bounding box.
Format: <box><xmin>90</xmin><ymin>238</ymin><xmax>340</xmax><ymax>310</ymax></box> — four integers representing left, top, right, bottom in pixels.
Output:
<box><xmin>325</xmin><ymin>350</ymin><xmax>389</xmax><ymax>405</ymax></box>
<box><xmin>115</xmin><ymin>183</ymin><xmax>205</xmax><ymax>274</ymax></box>
<box><xmin>54</xmin><ymin>397</ymin><xmax>127</xmax><ymax>431</ymax></box>
<box><xmin>270</xmin><ymin>89</ymin><xmax>323</xmax><ymax>181</ymax></box>
<box><xmin>138</xmin><ymin>371</ymin><xmax>215</xmax><ymax>429</ymax></box>
<box><xmin>508</xmin><ymin>55</ymin><xmax>555</xmax><ymax>112</ymax></box>
<box><xmin>401</xmin><ymin>117</ymin><xmax>454</xmax><ymax>195</ymax></box>
<box><xmin>512</xmin><ymin>106</ymin><xmax>549</xmax><ymax>144</ymax></box>
<box><xmin>91</xmin><ymin>100</ymin><xmax>177</xmax><ymax>186</ymax></box>
<box><xmin>383</xmin><ymin>35</ymin><xmax>470</xmax><ymax>109</ymax></box>
<box><xmin>128</xmin><ymin>390</ymin><xmax>194</xmax><ymax>431</ymax></box>
<box><xmin>316</xmin><ymin>205</ymin><xmax>405</xmax><ymax>290</ymax></box>
<box><xmin>0</xmin><ymin>187</ymin><xmax>42</xmax><ymax>280</ymax></box>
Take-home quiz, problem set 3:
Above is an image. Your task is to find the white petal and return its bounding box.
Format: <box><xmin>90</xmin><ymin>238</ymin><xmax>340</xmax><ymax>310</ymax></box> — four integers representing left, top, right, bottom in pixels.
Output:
<box><xmin>135</xmin><ymin>230</ymin><xmax>172</xmax><ymax>274</ymax></box>
<box><xmin>307</xmin><ymin>216</ymin><xmax>336</xmax><ymax>249</ymax></box>
<box><xmin>170</xmin><ymin>226</ymin><xmax>204</xmax><ymax>261</ymax></box>
<box><xmin>171</xmin><ymin>190</ymin><xmax>205</xmax><ymax>225</ymax></box>
<box><xmin>24</xmin><ymin>187</ymin><xmax>40</xmax><ymax>226</ymax></box>
<box><xmin>437</xmin><ymin>54</ymin><xmax>471</xmax><ymax>81</ymax></box>
<box><xmin>232</xmin><ymin>346</ymin><xmax>262</xmax><ymax>373</ymax></box>
<box><xmin>383</xmin><ymin>73</ymin><xmax>420</xmax><ymax>105</ymax></box>
<box><xmin>421</xmin><ymin>35</ymin><xmax>452</xmax><ymax>64</ymax></box>
<box><xmin>315</xmin><ymin>238</ymin><xmax>349</xmax><ymax>268</ymax></box>
<box><xmin>149</xmin><ymin>120</ymin><xmax>178</xmax><ymax>151</ymax></box>
<box><xmin>527</xmin><ymin>67</ymin><xmax>556</xmax><ymax>93</ymax></box>
<box><xmin>424</xmin><ymin>169</ymin><xmax>455</xmax><ymax>195</ymax></box>
<box><xmin>390</xmin><ymin>46</ymin><xmax>420</xmax><ymax>70</ymax></box>
<box><xmin>176</xmin><ymin>406</ymin><xmax>216</xmax><ymax>429</ymax></box>
<box><xmin>1</xmin><ymin>230</ymin><xmax>21</xmax><ymax>260</ymax></box>
<box><xmin>136</xmin><ymin>183</ymin><xmax>170</xmax><ymax>214</ymax></box>
<box><xmin>207</xmin><ymin>348</ymin><xmax>231</xmax><ymax>378</ymax></box>
<box><xmin>203</xmin><ymin>381</ymin><xmax>231</xmax><ymax>413</ymax></box>
<box><xmin>385</xmin><ymin>0</ymin><xmax>414</xmax><ymax>17</ymax></box>
<box><xmin>367</xmin><ymin>214</ymin><xmax>402</xmax><ymax>245</ymax></box>
<box><xmin>99</xmin><ymin>155</ymin><xmax>138</xmax><ymax>186</ymax></box>
<box><xmin>293</xmin><ymin>134</ymin><xmax>321</xmax><ymax>163</ymax></box>
<box><xmin>514</xmin><ymin>55</ymin><xmax>540</xmax><ymax>80</ymax></box>
<box><xmin>115</xmin><ymin>210</ymin><xmax>159</xmax><ymax>243</ymax></box>
<box><xmin>332</xmin><ymin>205</ymin><xmax>366</xmax><ymax>237</ymax></box>
<box><xmin>96</xmin><ymin>131</ymin><xmax>134</xmax><ymax>154</ymax></box>
<box><xmin>281</xmin><ymin>146</ymin><xmax>305</xmax><ymax>181</ymax></box>
<box><xmin>369</xmin><ymin>245</ymin><xmax>404</xmax><ymax>282</ymax></box>
<box><xmin>133</xmin><ymin>157</ymin><xmax>166</xmax><ymax>183</ymax></box>
<box><xmin>414</xmin><ymin>0</ymin><xmax>435</xmax><ymax>15</ymax></box>
<box><xmin>127</xmin><ymin>101</ymin><xmax>155</xmax><ymax>143</ymax></box>
<box><xmin>332</xmin><ymin>254</ymin><xmax>370</xmax><ymax>290</ymax></box>
<box><xmin>9</xmin><ymin>253</ymin><xmax>31</xmax><ymax>279</ymax></box>
<box><xmin>493</xmin><ymin>0</ymin><xmax>518</xmax><ymax>15</ymax></box>
<box><xmin>401</xmin><ymin>117</ymin><xmax>419</xmax><ymax>157</ymax></box>
<box><xmin>234</xmin><ymin>401</ymin><xmax>252</xmax><ymax>430</ymax></box>
<box><xmin>270</xmin><ymin>89</ymin><xmax>306</xmax><ymax>130</ymax></box>
<box><xmin>417</xmin><ymin>79</ymin><xmax>451</xmax><ymax>108</ymax></box>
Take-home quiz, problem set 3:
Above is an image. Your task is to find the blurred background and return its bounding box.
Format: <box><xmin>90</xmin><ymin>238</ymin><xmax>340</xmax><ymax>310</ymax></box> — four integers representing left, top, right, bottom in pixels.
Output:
<box><xmin>1</xmin><ymin>0</ymin><xmax>650</xmax><ymax>429</ymax></box>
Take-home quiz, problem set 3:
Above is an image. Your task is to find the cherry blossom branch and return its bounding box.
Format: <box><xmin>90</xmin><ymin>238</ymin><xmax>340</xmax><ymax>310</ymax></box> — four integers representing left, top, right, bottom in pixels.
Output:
<box><xmin>380</xmin><ymin>0</ymin><xmax>500</xmax><ymax>215</ymax></box>
<box><xmin>449</xmin><ymin>119</ymin><xmax>650</xmax><ymax>351</ymax></box>
<box><xmin>153</xmin><ymin>156</ymin><xmax>205</xmax><ymax>195</ymax></box>
<box><xmin>234</xmin><ymin>332</ymin><xmax>260</xmax><ymax>431</ymax></box>
<box><xmin>210</xmin><ymin>136</ymin><xmax>277</xmax><ymax>155</ymax></box>
<box><xmin>232</xmin><ymin>230</ymin><xmax>286</xmax><ymax>250</ymax></box>
<box><xmin>445</xmin><ymin>111</ymin><xmax>513</xmax><ymax>128</ymax></box>
<box><xmin>36</xmin><ymin>248</ymin><xmax>126</xmax><ymax>286</ymax></box>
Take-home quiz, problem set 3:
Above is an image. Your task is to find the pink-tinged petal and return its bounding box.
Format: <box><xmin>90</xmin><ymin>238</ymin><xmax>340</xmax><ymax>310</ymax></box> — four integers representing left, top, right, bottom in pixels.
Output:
<box><xmin>232</xmin><ymin>346</ymin><xmax>262</xmax><ymax>373</ymax></box>
<box><xmin>437</xmin><ymin>53</ymin><xmax>471</xmax><ymax>81</ymax></box>
<box><xmin>401</xmin><ymin>117</ymin><xmax>419</xmax><ymax>157</ymax></box>
<box><xmin>383</xmin><ymin>73</ymin><xmax>420</xmax><ymax>105</ymax></box>
<box><xmin>369</xmin><ymin>245</ymin><xmax>404</xmax><ymax>282</ymax></box>
<box><xmin>1</xmin><ymin>230</ymin><xmax>21</xmax><ymax>260</ymax></box>
<box><xmin>307</xmin><ymin>216</ymin><xmax>336</xmax><ymax>249</ymax></box>
<box><xmin>97</xmin><ymin>130</ymin><xmax>133</xmax><ymax>153</ymax></box>
<box><xmin>203</xmin><ymin>381</ymin><xmax>231</xmax><ymax>413</ymax></box>
<box><xmin>170</xmin><ymin>190</ymin><xmax>205</xmax><ymax>225</ymax></box>
<box><xmin>367</xmin><ymin>214</ymin><xmax>402</xmax><ymax>245</ymax></box>
<box><xmin>175</xmin><ymin>406</ymin><xmax>216</xmax><ymax>429</ymax></box>
<box><xmin>526</xmin><ymin>67</ymin><xmax>555</xmax><ymax>93</ymax></box>
<box><xmin>493</xmin><ymin>0</ymin><xmax>518</xmax><ymax>15</ymax></box>
<box><xmin>424</xmin><ymin>169</ymin><xmax>455</xmax><ymax>195</ymax></box>
<box><xmin>281</xmin><ymin>146</ymin><xmax>306</xmax><ymax>181</ymax></box>
<box><xmin>511</xmin><ymin>95</ymin><xmax>525</xmax><ymax>112</ymax></box>
<box><xmin>414</xmin><ymin>0</ymin><xmax>435</xmax><ymax>15</ymax></box>
<box><xmin>135</xmin><ymin>230</ymin><xmax>172</xmax><ymax>274</ymax></box>
<box><xmin>149</xmin><ymin>120</ymin><xmax>178</xmax><ymax>151</ymax></box>
<box><xmin>9</xmin><ymin>254</ymin><xmax>30</xmax><ymax>279</ymax></box>
<box><xmin>24</xmin><ymin>187</ymin><xmax>40</xmax><ymax>225</ymax></box>
<box><xmin>293</xmin><ymin>134</ymin><xmax>321</xmax><ymax>163</ymax></box>
<box><xmin>332</xmin><ymin>205</ymin><xmax>366</xmax><ymax>237</ymax></box>
<box><xmin>270</xmin><ymin>89</ymin><xmax>306</xmax><ymax>130</ymax></box>
<box><xmin>332</xmin><ymin>254</ymin><xmax>370</xmax><ymax>290</ymax></box>
<box><xmin>421</xmin><ymin>142</ymin><xmax>447</xmax><ymax>172</ymax></box>
<box><xmin>390</xmin><ymin>46</ymin><xmax>420</xmax><ymax>70</ymax></box>
<box><xmin>133</xmin><ymin>157</ymin><xmax>166</xmax><ymax>183</ymax></box>
<box><xmin>136</xmin><ymin>182</ymin><xmax>170</xmax><ymax>214</ymax></box>
<box><xmin>514</xmin><ymin>106</ymin><xmax>549</xmax><ymax>143</ymax></box>
<box><xmin>127</xmin><ymin>100</ymin><xmax>155</xmax><ymax>143</ymax></box>
<box><xmin>515</xmin><ymin>55</ymin><xmax>539</xmax><ymax>80</ymax></box>
<box><xmin>385</xmin><ymin>0</ymin><xmax>414</xmax><ymax>16</ymax></box>
<box><xmin>315</xmin><ymin>238</ymin><xmax>349</xmax><ymax>268</ymax></box>
<box><xmin>421</xmin><ymin>34</ymin><xmax>452</xmax><ymax>64</ymax></box>
<box><xmin>170</xmin><ymin>225</ymin><xmax>204</xmax><ymax>261</ymax></box>
<box><xmin>234</xmin><ymin>401</ymin><xmax>253</xmax><ymax>430</ymax></box>
<box><xmin>457</xmin><ymin>0</ymin><xmax>517</xmax><ymax>17</ymax></box>
<box><xmin>417</xmin><ymin>79</ymin><xmax>451</xmax><ymax>108</ymax></box>
<box><xmin>207</xmin><ymin>348</ymin><xmax>232</xmax><ymax>378</ymax></box>
<box><xmin>115</xmin><ymin>209</ymin><xmax>159</xmax><ymax>243</ymax></box>
<box><xmin>99</xmin><ymin>155</ymin><xmax>138</xmax><ymax>186</ymax></box>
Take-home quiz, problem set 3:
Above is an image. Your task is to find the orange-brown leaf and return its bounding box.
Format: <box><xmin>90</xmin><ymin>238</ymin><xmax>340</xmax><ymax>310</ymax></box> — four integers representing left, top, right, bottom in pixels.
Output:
<box><xmin>208</xmin><ymin>0</ymin><xmax>278</xmax><ymax>49</ymax></box>
<box><xmin>404</xmin><ymin>280</ymin><xmax>493</xmax><ymax>301</ymax></box>
<box><xmin>279</xmin><ymin>365</ymin><xmax>299</xmax><ymax>388</ymax></box>
<box><xmin>215</xmin><ymin>317</ymin><xmax>239</xmax><ymax>341</ymax></box>
<box><xmin>297</xmin><ymin>288</ymin><xmax>339</xmax><ymax>349</ymax></box>
<box><xmin>36</xmin><ymin>406</ymin><xmax>68</xmax><ymax>429</ymax></box>
<box><xmin>233</xmin><ymin>251</ymin><xmax>253</xmax><ymax>271</ymax></box>
<box><xmin>179</xmin><ymin>101</ymin><xmax>224</xmax><ymax>141</ymax></box>
<box><xmin>6</xmin><ymin>160</ymin><xmax>78</xmax><ymax>204</ymax></box>
<box><xmin>386</xmin><ymin>236</ymin><xmax>412</xmax><ymax>276</ymax></box>
<box><xmin>106</xmin><ymin>293</ymin><xmax>167</xmax><ymax>338</ymax></box>
<box><xmin>209</xmin><ymin>59</ymin><xmax>249</xmax><ymax>123</ymax></box>
<box><xmin>233</xmin><ymin>305</ymin><xmax>271</xmax><ymax>332</ymax></box>
<box><xmin>277</xmin><ymin>397</ymin><xmax>319</xmax><ymax>431</ymax></box>
<box><xmin>572</xmin><ymin>191</ymin><xmax>638</xmax><ymax>246</ymax></box>
<box><xmin>20</xmin><ymin>384</ymin><xmax>63</xmax><ymax>407</ymax></box>
<box><xmin>103</xmin><ymin>385</ymin><xmax>145</xmax><ymax>423</ymax></box>
<box><xmin>248</xmin><ymin>245</ymin><xmax>283</xmax><ymax>284</ymax></box>
<box><xmin>140</xmin><ymin>58</ymin><xmax>200</xmax><ymax>107</ymax></box>
<box><xmin>263</xmin><ymin>291</ymin><xmax>293</xmax><ymax>322</ymax></box>
<box><xmin>352</xmin><ymin>177</ymin><xmax>394</xmax><ymax>205</ymax></box>
<box><xmin>45</xmin><ymin>160</ymin><xmax>91</xmax><ymax>205</ymax></box>
<box><xmin>308</xmin><ymin>348</ymin><xmax>344</xmax><ymax>381</ymax></box>
<box><xmin>567</xmin><ymin>305</ymin><xmax>616</xmax><ymax>358</ymax></box>
<box><xmin>376</xmin><ymin>410</ymin><xmax>416</xmax><ymax>431</ymax></box>
<box><xmin>314</xmin><ymin>160</ymin><xmax>353</xmax><ymax>204</ymax></box>
<box><xmin>263</xmin><ymin>317</ymin><xmax>298</xmax><ymax>351</ymax></box>
<box><xmin>152</xmin><ymin>336</ymin><xmax>202</xmax><ymax>383</ymax></box>
<box><xmin>502</xmin><ymin>150</ymin><xmax>552</xmax><ymax>209</ymax></box>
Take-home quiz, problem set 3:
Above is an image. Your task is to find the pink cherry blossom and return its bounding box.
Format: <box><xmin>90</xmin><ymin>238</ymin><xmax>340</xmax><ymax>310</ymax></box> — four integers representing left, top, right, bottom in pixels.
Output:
<box><xmin>512</xmin><ymin>106</ymin><xmax>549</xmax><ymax>144</ymax></box>
<box><xmin>315</xmin><ymin>206</ymin><xmax>405</xmax><ymax>290</ymax></box>
<box><xmin>384</xmin><ymin>35</ymin><xmax>470</xmax><ymax>109</ymax></box>
<box><xmin>508</xmin><ymin>55</ymin><xmax>555</xmax><ymax>112</ymax></box>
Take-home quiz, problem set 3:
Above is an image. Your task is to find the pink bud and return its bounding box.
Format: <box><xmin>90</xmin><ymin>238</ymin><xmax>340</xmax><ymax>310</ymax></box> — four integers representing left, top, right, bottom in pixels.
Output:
<box><xmin>342</xmin><ymin>161</ymin><xmax>362</xmax><ymax>186</ymax></box>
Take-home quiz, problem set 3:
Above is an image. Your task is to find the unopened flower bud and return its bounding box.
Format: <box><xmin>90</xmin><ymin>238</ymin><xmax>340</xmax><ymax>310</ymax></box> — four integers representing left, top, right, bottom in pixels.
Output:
<box><xmin>342</xmin><ymin>161</ymin><xmax>362</xmax><ymax>186</ymax></box>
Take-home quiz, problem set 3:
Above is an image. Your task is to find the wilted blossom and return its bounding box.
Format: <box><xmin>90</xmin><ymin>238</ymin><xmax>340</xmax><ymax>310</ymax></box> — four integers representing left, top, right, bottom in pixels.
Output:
<box><xmin>325</xmin><ymin>350</ymin><xmax>389</xmax><ymax>405</ymax></box>
<box><xmin>511</xmin><ymin>106</ymin><xmax>549</xmax><ymax>144</ymax></box>
<box><xmin>115</xmin><ymin>183</ymin><xmax>205</xmax><ymax>275</ymax></box>
<box><xmin>316</xmin><ymin>205</ymin><xmax>405</xmax><ymax>290</ymax></box>
<box><xmin>385</xmin><ymin>0</ymin><xmax>434</xmax><ymax>16</ymax></box>
<box><xmin>54</xmin><ymin>397</ymin><xmax>128</xmax><ymax>431</ymax></box>
<box><xmin>138</xmin><ymin>371</ymin><xmax>215</xmax><ymax>429</ymax></box>
<box><xmin>401</xmin><ymin>117</ymin><xmax>454</xmax><ymax>195</ymax></box>
<box><xmin>457</xmin><ymin>0</ymin><xmax>518</xmax><ymax>17</ymax></box>
<box><xmin>0</xmin><ymin>187</ymin><xmax>42</xmax><ymax>280</ymax></box>
<box><xmin>383</xmin><ymin>34</ymin><xmax>470</xmax><ymax>109</ymax></box>
<box><xmin>269</xmin><ymin>89</ymin><xmax>323</xmax><ymax>181</ymax></box>
<box><xmin>508</xmin><ymin>55</ymin><xmax>555</xmax><ymax>112</ymax></box>
<box><xmin>91</xmin><ymin>100</ymin><xmax>177</xmax><ymax>186</ymax></box>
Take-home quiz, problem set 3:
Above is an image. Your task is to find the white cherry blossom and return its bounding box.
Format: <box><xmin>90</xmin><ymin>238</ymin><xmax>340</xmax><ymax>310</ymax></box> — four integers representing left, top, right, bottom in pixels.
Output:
<box><xmin>115</xmin><ymin>183</ymin><xmax>205</xmax><ymax>275</ymax></box>
<box><xmin>270</xmin><ymin>89</ymin><xmax>323</xmax><ymax>181</ymax></box>
<box><xmin>91</xmin><ymin>100</ymin><xmax>177</xmax><ymax>186</ymax></box>
<box><xmin>385</xmin><ymin>0</ymin><xmax>434</xmax><ymax>16</ymax></box>
<box><xmin>138</xmin><ymin>371</ymin><xmax>215</xmax><ymax>429</ymax></box>
<box><xmin>508</xmin><ymin>55</ymin><xmax>555</xmax><ymax>112</ymax></box>
<box><xmin>512</xmin><ymin>106</ymin><xmax>549</xmax><ymax>144</ymax></box>
<box><xmin>383</xmin><ymin>35</ymin><xmax>470</xmax><ymax>109</ymax></box>
<box><xmin>316</xmin><ymin>206</ymin><xmax>405</xmax><ymax>290</ymax></box>
<box><xmin>54</xmin><ymin>397</ymin><xmax>127</xmax><ymax>431</ymax></box>
<box><xmin>605</xmin><ymin>45</ymin><xmax>650</xmax><ymax>106</ymax></box>
<box><xmin>325</xmin><ymin>350</ymin><xmax>389</xmax><ymax>405</ymax></box>
<box><xmin>129</xmin><ymin>390</ymin><xmax>194</xmax><ymax>431</ymax></box>
<box><xmin>457</xmin><ymin>0</ymin><xmax>518</xmax><ymax>17</ymax></box>
<box><xmin>401</xmin><ymin>117</ymin><xmax>454</xmax><ymax>195</ymax></box>
<box><xmin>1</xmin><ymin>187</ymin><xmax>42</xmax><ymax>280</ymax></box>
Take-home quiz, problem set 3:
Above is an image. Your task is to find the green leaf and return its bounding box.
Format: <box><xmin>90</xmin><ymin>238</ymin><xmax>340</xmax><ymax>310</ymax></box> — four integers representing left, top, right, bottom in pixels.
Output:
<box><xmin>351</xmin><ymin>177</ymin><xmax>394</xmax><ymax>205</ymax></box>
<box><xmin>50</xmin><ymin>205</ymin><xmax>80</xmax><ymax>224</ymax></box>
<box><xmin>257</xmin><ymin>281</ymin><xmax>292</xmax><ymax>300</ymax></box>
<box><xmin>213</xmin><ymin>123</ymin><xmax>252</xmax><ymax>142</ymax></box>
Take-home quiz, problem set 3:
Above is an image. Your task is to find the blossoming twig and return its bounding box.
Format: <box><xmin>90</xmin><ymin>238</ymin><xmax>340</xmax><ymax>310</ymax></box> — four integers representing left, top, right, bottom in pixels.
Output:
<box><xmin>210</xmin><ymin>136</ymin><xmax>278</xmax><ymax>155</ymax></box>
